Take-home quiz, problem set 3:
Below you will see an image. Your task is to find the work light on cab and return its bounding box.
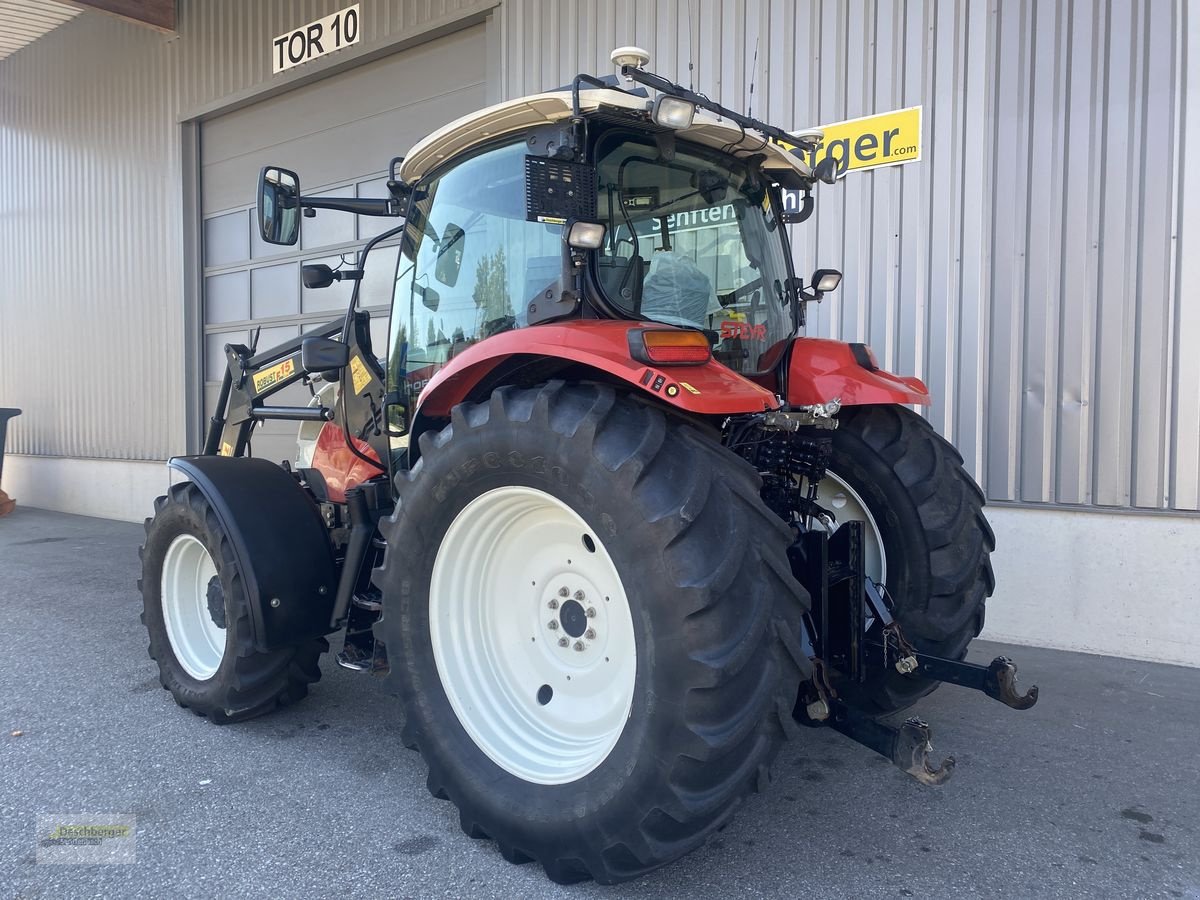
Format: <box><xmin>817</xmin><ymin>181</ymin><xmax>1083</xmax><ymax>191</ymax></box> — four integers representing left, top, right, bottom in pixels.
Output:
<box><xmin>629</xmin><ymin>328</ymin><xmax>713</xmax><ymax>365</ymax></box>
<box><xmin>565</xmin><ymin>219</ymin><xmax>606</xmax><ymax>250</ymax></box>
<box><xmin>814</xmin><ymin>269</ymin><xmax>842</xmax><ymax>293</ymax></box>
<box><xmin>652</xmin><ymin>95</ymin><xmax>696</xmax><ymax>130</ymax></box>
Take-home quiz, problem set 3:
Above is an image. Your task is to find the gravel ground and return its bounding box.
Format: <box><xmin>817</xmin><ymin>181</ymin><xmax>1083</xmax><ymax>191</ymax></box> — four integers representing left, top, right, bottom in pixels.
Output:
<box><xmin>1</xmin><ymin>506</ymin><xmax>1196</xmax><ymax>899</ymax></box>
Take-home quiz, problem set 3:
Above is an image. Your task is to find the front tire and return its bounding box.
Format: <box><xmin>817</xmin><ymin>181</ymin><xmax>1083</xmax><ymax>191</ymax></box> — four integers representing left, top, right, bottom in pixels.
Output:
<box><xmin>139</xmin><ymin>482</ymin><xmax>326</xmax><ymax>723</ymax></box>
<box><xmin>376</xmin><ymin>383</ymin><xmax>809</xmax><ymax>884</ymax></box>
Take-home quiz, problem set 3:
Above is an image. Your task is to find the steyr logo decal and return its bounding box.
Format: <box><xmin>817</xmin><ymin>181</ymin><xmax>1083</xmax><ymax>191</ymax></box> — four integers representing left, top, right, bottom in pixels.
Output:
<box><xmin>721</xmin><ymin>321</ymin><xmax>767</xmax><ymax>341</ymax></box>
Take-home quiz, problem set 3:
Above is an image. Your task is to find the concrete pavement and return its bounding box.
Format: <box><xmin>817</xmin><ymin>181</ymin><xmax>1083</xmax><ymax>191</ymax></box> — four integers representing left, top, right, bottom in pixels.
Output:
<box><xmin>1</xmin><ymin>506</ymin><xmax>1196</xmax><ymax>898</ymax></box>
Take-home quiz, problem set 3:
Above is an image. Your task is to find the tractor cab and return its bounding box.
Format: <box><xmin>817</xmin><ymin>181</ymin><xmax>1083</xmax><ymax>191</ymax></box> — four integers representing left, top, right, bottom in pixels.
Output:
<box><xmin>382</xmin><ymin>63</ymin><xmax>827</xmax><ymax>430</ymax></box>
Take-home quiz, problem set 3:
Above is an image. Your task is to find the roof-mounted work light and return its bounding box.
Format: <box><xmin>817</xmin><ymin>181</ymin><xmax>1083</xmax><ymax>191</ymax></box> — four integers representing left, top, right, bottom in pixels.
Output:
<box><xmin>652</xmin><ymin>95</ymin><xmax>696</xmax><ymax>130</ymax></box>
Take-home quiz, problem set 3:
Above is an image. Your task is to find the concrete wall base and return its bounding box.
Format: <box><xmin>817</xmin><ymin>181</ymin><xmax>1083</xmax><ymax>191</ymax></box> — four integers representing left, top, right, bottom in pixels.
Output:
<box><xmin>2</xmin><ymin>455</ymin><xmax>170</xmax><ymax>524</ymax></box>
<box><xmin>3</xmin><ymin>455</ymin><xmax>1196</xmax><ymax>667</ymax></box>
<box><xmin>982</xmin><ymin>505</ymin><xmax>1198</xmax><ymax>668</ymax></box>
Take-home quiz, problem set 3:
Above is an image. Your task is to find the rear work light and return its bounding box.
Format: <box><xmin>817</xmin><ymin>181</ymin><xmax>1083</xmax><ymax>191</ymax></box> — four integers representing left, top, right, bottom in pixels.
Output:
<box><xmin>629</xmin><ymin>328</ymin><xmax>712</xmax><ymax>366</ymax></box>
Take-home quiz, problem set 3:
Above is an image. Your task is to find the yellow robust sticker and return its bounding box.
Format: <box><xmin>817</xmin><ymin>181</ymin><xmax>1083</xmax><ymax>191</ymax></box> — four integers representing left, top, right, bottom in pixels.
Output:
<box><xmin>252</xmin><ymin>357</ymin><xmax>295</xmax><ymax>393</ymax></box>
<box><xmin>349</xmin><ymin>354</ymin><xmax>372</xmax><ymax>395</ymax></box>
<box><xmin>678</xmin><ymin>382</ymin><xmax>701</xmax><ymax>395</ymax></box>
<box><xmin>790</xmin><ymin>106</ymin><xmax>922</xmax><ymax>177</ymax></box>
<box><xmin>219</xmin><ymin>441</ymin><xmax>233</xmax><ymax>457</ymax></box>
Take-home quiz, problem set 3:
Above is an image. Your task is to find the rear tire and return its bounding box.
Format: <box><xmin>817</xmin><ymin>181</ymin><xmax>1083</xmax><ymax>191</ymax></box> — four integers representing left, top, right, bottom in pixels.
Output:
<box><xmin>139</xmin><ymin>482</ymin><xmax>326</xmax><ymax>723</ymax></box>
<box><xmin>823</xmin><ymin>404</ymin><xmax>995</xmax><ymax>713</ymax></box>
<box><xmin>376</xmin><ymin>382</ymin><xmax>809</xmax><ymax>883</ymax></box>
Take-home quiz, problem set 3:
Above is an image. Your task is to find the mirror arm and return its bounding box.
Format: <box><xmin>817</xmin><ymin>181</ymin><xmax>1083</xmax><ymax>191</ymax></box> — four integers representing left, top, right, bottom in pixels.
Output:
<box><xmin>300</xmin><ymin>196</ymin><xmax>402</xmax><ymax>217</ymax></box>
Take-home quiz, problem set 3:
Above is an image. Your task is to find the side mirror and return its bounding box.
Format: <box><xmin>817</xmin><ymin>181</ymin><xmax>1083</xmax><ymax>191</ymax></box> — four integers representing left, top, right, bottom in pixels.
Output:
<box><xmin>414</xmin><ymin>279</ymin><xmax>441</xmax><ymax>312</ymax></box>
<box><xmin>302</xmin><ymin>264</ymin><xmax>335</xmax><ymax>289</ymax></box>
<box><xmin>300</xmin><ymin>337</ymin><xmax>349</xmax><ymax>374</ymax></box>
<box><xmin>695</xmin><ymin>169</ymin><xmax>729</xmax><ymax>204</ymax></box>
<box><xmin>258</xmin><ymin>166</ymin><xmax>301</xmax><ymax>245</ymax></box>
<box><xmin>435</xmin><ymin>223</ymin><xmax>466</xmax><ymax>287</ymax></box>
<box><xmin>813</xmin><ymin>157</ymin><xmax>840</xmax><ymax>186</ymax></box>
<box><xmin>302</xmin><ymin>263</ymin><xmax>364</xmax><ymax>289</ymax></box>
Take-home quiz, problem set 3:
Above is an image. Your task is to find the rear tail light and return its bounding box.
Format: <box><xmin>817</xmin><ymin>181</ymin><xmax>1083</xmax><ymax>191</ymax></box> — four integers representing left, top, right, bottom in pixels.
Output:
<box><xmin>629</xmin><ymin>328</ymin><xmax>712</xmax><ymax>366</ymax></box>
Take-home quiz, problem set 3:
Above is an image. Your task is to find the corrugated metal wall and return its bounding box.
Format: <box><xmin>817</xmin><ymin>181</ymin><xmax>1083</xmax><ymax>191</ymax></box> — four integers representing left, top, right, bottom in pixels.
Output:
<box><xmin>497</xmin><ymin>0</ymin><xmax>1197</xmax><ymax>512</ymax></box>
<box><xmin>0</xmin><ymin>14</ymin><xmax>183</xmax><ymax>461</ymax></box>
<box><xmin>0</xmin><ymin>0</ymin><xmax>494</xmax><ymax>460</ymax></box>
<box><xmin>1</xmin><ymin>0</ymin><xmax>1195</xmax><ymax>513</ymax></box>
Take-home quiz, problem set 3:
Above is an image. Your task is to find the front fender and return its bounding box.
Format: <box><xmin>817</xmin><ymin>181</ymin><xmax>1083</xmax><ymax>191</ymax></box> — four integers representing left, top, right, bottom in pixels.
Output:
<box><xmin>415</xmin><ymin>321</ymin><xmax>779</xmax><ymax>418</ymax></box>
<box><xmin>168</xmin><ymin>456</ymin><xmax>337</xmax><ymax>651</ymax></box>
<box><xmin>786</xmin><ymin>338</ymin><xmax>931</xmax><ymax>407</ymax></box>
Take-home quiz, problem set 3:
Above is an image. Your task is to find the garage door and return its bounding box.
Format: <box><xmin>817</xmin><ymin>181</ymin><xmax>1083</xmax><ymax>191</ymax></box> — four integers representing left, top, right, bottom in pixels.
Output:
<box><xmin>200</xmin><ymin>25</ymin><xmax>486</xmax><ymax>463</ymax></box>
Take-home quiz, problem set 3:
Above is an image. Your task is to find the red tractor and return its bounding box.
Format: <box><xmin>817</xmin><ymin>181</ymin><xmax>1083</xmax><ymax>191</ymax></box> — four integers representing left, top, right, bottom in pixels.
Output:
<box><xmin>139</xmin><ymin>48</ymin><xmax>1035</xmax><ymax>883</ymax></box>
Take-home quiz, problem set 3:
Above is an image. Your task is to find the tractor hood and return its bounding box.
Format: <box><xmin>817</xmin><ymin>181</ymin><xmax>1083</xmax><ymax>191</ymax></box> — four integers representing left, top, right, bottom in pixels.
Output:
<box><xmin>398</xmin><ymin>88</ymin><xmax>817</xmax><ymax>186</ymax></box>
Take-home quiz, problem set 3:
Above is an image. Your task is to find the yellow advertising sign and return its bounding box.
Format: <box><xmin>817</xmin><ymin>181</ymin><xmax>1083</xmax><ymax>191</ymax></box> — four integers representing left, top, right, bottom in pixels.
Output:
<box><xmin>798</xmin><ymin>106</ymin><xmax>922</xmax><ymax>177</ymax></box>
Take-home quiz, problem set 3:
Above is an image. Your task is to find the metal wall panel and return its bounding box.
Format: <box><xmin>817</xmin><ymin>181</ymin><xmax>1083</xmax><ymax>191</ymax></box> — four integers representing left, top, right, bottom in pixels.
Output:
<box><xmin>496</xmin><ymin>0</ymin><xmax>1197</xmax><ymax>512</ymax></box>
<box><xmin>1</xmin><ymin>0</ymin><xmax>1195</xmax><ymax>513</ymax></box>
<box><xmin>174</xmin><ymin>0</ymin><xmax>498</xmax><ymax>116</ymax></box>
<box><xmin>0</xmin><ymin>0</ymin><xmax>492</xmax><ymax>460</ymax></box>
<box><xmin>0</xmin><ymin>13</ymin><xmax>183</xmax><ymax>460</ymax></box>
<box><xmin>199</xmin><ymin>25</ymin><xmax>487</xmax><ymax>465</ymax></box>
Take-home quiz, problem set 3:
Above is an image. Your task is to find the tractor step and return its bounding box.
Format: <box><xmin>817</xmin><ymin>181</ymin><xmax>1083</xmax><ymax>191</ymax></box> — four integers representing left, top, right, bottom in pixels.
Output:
<box><xmin>336</xmin><ymin>635</ymin><xmax>389</xmax><ymax>675</ymax></box>
<box><xmin>350</xmin><ymin>591</ymin><xmax>382</xmax><ymax>613</ymax></box>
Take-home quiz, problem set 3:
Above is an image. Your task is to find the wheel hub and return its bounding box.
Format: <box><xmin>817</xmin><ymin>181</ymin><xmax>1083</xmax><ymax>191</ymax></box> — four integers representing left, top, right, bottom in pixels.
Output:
<box><xmin>205</xmin><ymin>576</ymin><xmax>227</xmax><ymax>630</ymax></box>
<box><xmin>429</xmin><ymin>486</ymin><xmax>637</xmax><ymax>785</ymax></box>
<box><xmin>160</xmin><ymin>533</ymin><xmax>226</xmax><ymax>681</ymax></box>
<box><xmin>558</xmin><ymin>599</ymin><xmax>587</xmax><ymax>637</ymax></box>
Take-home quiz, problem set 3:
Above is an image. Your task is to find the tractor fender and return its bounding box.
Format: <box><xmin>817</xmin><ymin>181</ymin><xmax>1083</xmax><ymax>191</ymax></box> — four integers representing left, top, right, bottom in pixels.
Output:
<box><xmin>168</xmin><ymin>456</ymin><xmax>338</xmax><ymax>652</ymax></box>
<box><xmin>785</xmin><ymin>338</ymin><xmax>931</xmax><ymax>407</ymax></box>
<box><xmin>414</xmin><ymin>320</ymin><xmax>779</xmax><ymax>419</ymax></box>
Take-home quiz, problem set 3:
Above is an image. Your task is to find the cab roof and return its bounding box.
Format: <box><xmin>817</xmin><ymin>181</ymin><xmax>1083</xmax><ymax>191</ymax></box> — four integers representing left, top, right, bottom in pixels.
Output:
<box><xmin>398</xmin><ymin>87</ymin><xmax>816</xmax><ymax>185</ymax></box>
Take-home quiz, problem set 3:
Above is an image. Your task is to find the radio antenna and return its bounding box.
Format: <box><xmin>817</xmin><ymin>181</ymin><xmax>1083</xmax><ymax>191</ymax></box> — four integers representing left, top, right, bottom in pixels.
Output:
<box><xmin>686</xmin><ymin>0</ymin><xmax>696</xmax><ymax>91</ymax></box>
<box><xmin>747</xmin><ymin>37</ymin><xmax>760</xmax><ymax>118</ymax></box>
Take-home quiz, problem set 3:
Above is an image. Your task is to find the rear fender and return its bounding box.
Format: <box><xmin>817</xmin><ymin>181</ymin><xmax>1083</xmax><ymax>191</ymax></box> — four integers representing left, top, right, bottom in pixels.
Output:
<box><xmin>168</xmin><ymin>456</ymin><xmax>338</xmax><ymax>652</ymax></box>
<box><xmin>414</xmin><ymin>321</ymin><xmax>779</xmax><ymax>419</ymax></box>
<box><xmin>786</xmin><ymin>338</ymin><xmax>931</xmax><ymax>407</ymax></box>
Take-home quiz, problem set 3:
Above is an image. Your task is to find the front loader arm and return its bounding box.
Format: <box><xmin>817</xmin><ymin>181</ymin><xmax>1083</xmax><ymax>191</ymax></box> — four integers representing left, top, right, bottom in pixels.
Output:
<box><xmin>204</xmin><ymin>312</ymin><xmax>388</xmax><ymax>471</ymax></box>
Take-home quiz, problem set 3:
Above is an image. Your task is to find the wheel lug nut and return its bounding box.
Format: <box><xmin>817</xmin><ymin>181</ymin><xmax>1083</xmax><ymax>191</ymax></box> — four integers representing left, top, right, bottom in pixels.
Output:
<box><xmin>558</xmin><ymin>637</ymin><xmax>569</xmax><ymax>647</ymax></box>
<box><xmin>573</xmin><ymin>641</ymin><xmax>585</xmax><ymax>652</ymax></box>
<box><xmin>558</xmin><ymin>587</ymin><xmax>570</xmax><ymax>597</ymax></box>
<box><xmin>548</xmin><ymin>621</ymin><xmax>559</xmax><ymax>630</ymax></box>
<box><xmin>548</xmin><ymin>599</ymin><xmax>559</xmax><ymax>610</ymax></box>
<box><xmin>574</xmin><ymin>590</ymin><xmax>585</xmax><ymax>601</ymax></box>
<box><xmin>585</xmin><ymin>628</ymin><xmax>596</xmax><ymax>640</ymax></box>
<box><xmin>585</xmin><ymin>607</ymin><xmax>596</xmax><ymax>618</ymax></box>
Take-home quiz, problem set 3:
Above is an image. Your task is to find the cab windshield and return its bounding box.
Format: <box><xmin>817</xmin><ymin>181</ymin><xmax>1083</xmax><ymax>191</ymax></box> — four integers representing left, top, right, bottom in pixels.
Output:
<box><xmin>594</xmin><ymin>134</ymin><xmax>795</xmax><ymax>374</ymax></box>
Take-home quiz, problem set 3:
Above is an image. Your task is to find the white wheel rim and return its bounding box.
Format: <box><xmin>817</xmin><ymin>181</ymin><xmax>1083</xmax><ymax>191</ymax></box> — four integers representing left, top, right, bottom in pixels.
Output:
<box><xmin>814</xmin><ymin>471</ymin><xmax>887</xmax><ymax>584</ymax></box>
<box><xmin>429</xmin><ymin>486</ymin><xmax>637</xmax><ymax>785</ymax></box>
<box><xmin>161</xmin><ymin>534</ymin><xmax>226</xmax><ymax>681</ymax></box>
